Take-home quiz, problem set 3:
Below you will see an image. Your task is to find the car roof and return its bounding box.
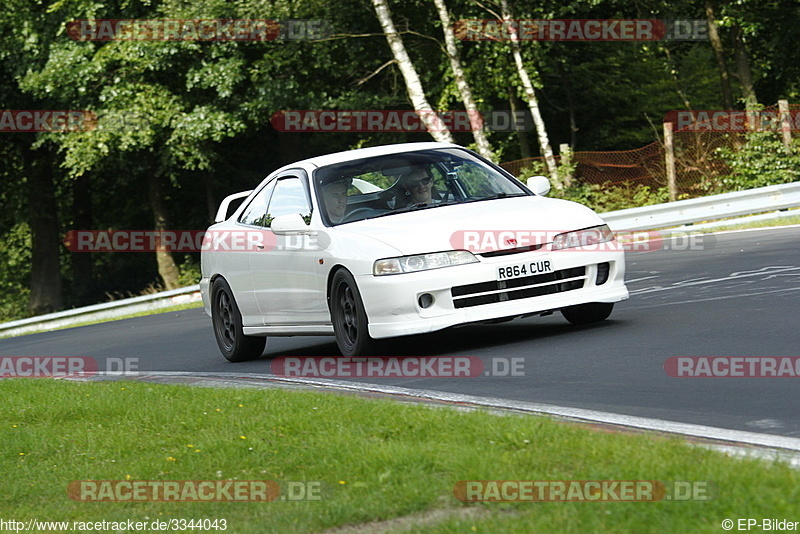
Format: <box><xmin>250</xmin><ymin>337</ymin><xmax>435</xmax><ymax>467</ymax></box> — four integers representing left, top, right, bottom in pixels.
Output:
<box><xmin>300</xmin><ymin>142</ymin><xmax>463</xmax><ymax>169</ymax></box>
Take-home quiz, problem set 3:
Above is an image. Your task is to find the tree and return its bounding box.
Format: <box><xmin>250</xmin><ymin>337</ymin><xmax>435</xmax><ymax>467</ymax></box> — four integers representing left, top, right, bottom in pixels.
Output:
<box><xmin>371</xmin><ymin>0</ymin><xmax>455</xmax><ymax>143</ymax></box>
<box><xmin>704</xmin><ymin>1</ymin><xmax>735</xmax><ymax>110</ymax></box>
<box><xmin>498</xmin><ymin>0</ymin><xmax>559</xmax><ymax>186</ymax></box>
<box><xmin>432</xmin><ymin>0</ymin><xmax>495</xmax><ymax>159</ymax></box>
<box><xmin>0</xmin><ymin>0</ymin><xmax>68</xmax><ymax>315</ymax></box>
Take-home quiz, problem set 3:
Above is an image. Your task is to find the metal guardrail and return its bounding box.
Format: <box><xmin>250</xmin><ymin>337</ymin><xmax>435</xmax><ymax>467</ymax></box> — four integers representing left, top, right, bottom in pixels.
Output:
<box><xmin>0</xmin><ymin>285</ymin><xmax>201</xmax><ymax>338</ymax></box>
<box><xmin>600</xmin><ymin>181</ymin><xmax>800</xmax><ymax>232</ymax></box>
<box><xmin>1</xmin><ymin>181</ymin><xmax>798</xmax><ymax>338</ymax></box>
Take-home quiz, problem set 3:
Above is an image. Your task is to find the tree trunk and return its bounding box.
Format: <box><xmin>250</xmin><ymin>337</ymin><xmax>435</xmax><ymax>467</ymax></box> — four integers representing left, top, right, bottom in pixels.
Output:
<box><xmin>147</xmin><ymin>172</ymin><xmax>180</xmax><ymax>290</ymax></box>
<box><xmin>499</xmin><ymin>0</ymin><xmax>560</xmax><ymax>188</ymax></box>
<box><xmin>557</xmin><ymin>63</ymin><xmax>579</xmax><ymax>149</ymax></box>
<box><xmin>371</xmin><ymin>0</ymin><xmax>455</xmax><ymax>143</ymax></box>
<box><xmin>663</xmin><ymin>46</ymin><xmax>693</xmax><ymax>111</ymax></box>
<box><xmin>731</xmin><ymin>23</ymin><xmax>758</xmax><ymax>109</ymax></box>
<box><xmin>705</xmin><ymin>1</ymin><xmax>734</xmax><ymax>110</ymax></box>
<box><xmin>204</xmin><ymin>172</ymin><xmax>216</xmax><ymax>223</ymax></box>
<box><xmin>27</xmin><ymin>151</ymin><xmax>64</xmax><ymax>315</ymax></box>
<box><xmin>508</xmin><ymin>91</ymin><xmax>531</xmax><ymax>159</ymax></box>
<box><xmin>71</xmin><ymin>173</ymin><xmax>93</xmax><ymax>306</ymax></box>
<box><xmin>431</xmin><ymin>0</ymin><xmax>494</xmax><ymax>159</ymax></box>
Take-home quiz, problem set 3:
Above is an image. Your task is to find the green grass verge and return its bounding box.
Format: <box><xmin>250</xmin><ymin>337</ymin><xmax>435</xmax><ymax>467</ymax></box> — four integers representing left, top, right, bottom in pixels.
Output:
<box><xmin>47</xmin><ymin>300</ymin><xmax>205</xmax><ymax>329</ymax></box>
<box><xmin>693</xmin><ymin>214</ymin><xmax>800</xmax><ymax>233</ymax></box>
<box><xmin>2</xmin><ymin>380</ymin><xmax>798</xmax><ymax>533</ymax></box>
<box><xmin>0</xmin><ymin>301</ymin><xmax>204</xmax><ymax>339</ymax></box>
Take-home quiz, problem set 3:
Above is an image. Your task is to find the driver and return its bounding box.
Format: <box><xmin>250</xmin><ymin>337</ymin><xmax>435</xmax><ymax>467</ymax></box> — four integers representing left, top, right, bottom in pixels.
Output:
<box><xmin>394</xmin><ymin>167</ymin><xmax>438</xmax><ymax>208</ymax></box>
<box><xmin>321</xmin><ymin>177</ymin><xmax>351</xmax><ymax>224</ymax></box>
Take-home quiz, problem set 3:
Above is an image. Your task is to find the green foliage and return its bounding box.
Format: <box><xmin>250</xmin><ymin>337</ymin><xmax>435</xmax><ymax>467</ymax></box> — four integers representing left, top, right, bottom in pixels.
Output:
<box><xmin>176</xmin><ymin>255</ymin><xmax>202</xmax><ymax>286</ymax></box>
<box><xmin>517</xmin><ymin>161</ymin><xmax>549</xmax><ymax>182</ymax></box>
<box><xmin>557</xmin><ymin>155</ymin><xmax>578</xmax><ymax>186</ymax></box>
<box><xmin>717</xmin><ymin>132</ymin><xmax>800</xmax><ymax>190</ymax></box>
<box><xmin>551</xmin><ymin>182</ymin><xmax>670</xmax><ymax>213</ymax></box>
<box><xmin>0</xmin><ymin>223</ymin><xmax>32</xmax><ymax>321</ymax></box>
<box><xmin>518</xmin><ymin>162</ymin><xmax>669</xmax><ymax>211</ymax></box>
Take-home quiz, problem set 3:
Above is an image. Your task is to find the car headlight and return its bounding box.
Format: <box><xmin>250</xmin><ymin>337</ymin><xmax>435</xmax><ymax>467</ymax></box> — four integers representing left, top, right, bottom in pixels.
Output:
<box><xmin>373</xmin><ymin>250</ymin><xmax>478</xmax><ymax>276</ymax></box>
<box><xmin>551</xmin><ymin>225</ymin><xmax>614</xmax><ymax>250</ymax></box>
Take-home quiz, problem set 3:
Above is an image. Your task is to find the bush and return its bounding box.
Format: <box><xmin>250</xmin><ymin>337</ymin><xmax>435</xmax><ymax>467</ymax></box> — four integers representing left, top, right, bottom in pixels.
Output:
<box><xmin>717</xmin><ymin>132</ymin><xmax>800</xmax><ymax>190</ymax></box>
<box><xmin>517</xmin><ymin>159</ymin><xmax>578</xmax><ymax>192</ymax></box>
<box><xmin>177</xmin><ymin>255</ymin><xmax>202</xmax><ymax>287</ymax></box>
<box><xmin>0</xmin><ymin>223</ymin><xmax>32</xmax><ymax>322</ymax></box>
<box><xmin>517</xmin><ymin>160</ymin><xmax>669</xmax><ymax>212</ymax></box>
<box><xmin>550</xmin><ymin>182</ymin><xmax>669</xmax><ymax>212</ymax></box>
<box><xmin>516</xmin><ymin>161</ymin><xmax>549</xmax><ymax>183</ymax></box>
<box><xmin>518</xmin><ymin>162</ymin><xmax>669</xmax><ymax>211</ymax></box>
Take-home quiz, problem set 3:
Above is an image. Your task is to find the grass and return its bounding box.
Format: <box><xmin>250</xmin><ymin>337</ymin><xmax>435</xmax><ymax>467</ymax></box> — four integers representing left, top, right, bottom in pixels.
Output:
<box><xmin>689</xmin><ymin>214</ymin><xmax>800</xmax><ymax>233</ymax></box>
<box><xmin>0</xmin><ymin>301</ymin><xmax>204</xmax><ymax>339</ymax></box>
<box><xmin>48</xmin><ymin>300</ymin><xmax>204</xmax><ymax>329</ymax></box>
<box><xmin>2</xmin><ymin>379</ymin><xmax>798</xmax><ymax>533</ymax></box>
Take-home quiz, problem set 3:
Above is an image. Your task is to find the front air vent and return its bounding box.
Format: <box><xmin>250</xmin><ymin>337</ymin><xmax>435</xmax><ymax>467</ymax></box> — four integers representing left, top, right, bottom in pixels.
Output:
<box><xmin>451</xmin><ymin>267</ymin><xmax>586</xmax><ymax>309</ymax></box>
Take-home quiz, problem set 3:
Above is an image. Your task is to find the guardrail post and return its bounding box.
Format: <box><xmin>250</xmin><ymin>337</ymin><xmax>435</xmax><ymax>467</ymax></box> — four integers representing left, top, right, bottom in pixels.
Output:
<box><xmin>663</xmin><ymin>121</ymin><xmax>678</xmax><ymax>202</ymax></box>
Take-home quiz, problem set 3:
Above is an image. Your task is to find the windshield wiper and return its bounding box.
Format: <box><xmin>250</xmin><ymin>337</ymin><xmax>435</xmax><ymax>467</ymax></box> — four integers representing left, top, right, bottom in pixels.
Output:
<box><xmin>465</xmin><ymin>192</ymin><xmax>527</xmax><ymax>203</ymax></box>
<box><xmin>394</xmin><ymin>198</ymin><xmax>461</xmax><ymax>213</ymax></box>
<box><xmin>363</xmin><ymin>199</ymin><xmax>458</xmax><ymax>219</ymax></box>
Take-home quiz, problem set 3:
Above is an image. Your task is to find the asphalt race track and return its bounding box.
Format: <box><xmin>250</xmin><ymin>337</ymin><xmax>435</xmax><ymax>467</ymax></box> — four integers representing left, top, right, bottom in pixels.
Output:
<box><xmin>2</xmin><ymin>226</ymin><xmax>798</xmax><ymax>437</ymax></box>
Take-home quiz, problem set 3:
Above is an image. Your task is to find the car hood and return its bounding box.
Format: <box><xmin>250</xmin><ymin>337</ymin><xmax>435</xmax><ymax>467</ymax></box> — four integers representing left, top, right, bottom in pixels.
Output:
<box><xmin>333</xmin><ymin>196</ymin><xmax>605</xmax><ymax>256</ymax></box>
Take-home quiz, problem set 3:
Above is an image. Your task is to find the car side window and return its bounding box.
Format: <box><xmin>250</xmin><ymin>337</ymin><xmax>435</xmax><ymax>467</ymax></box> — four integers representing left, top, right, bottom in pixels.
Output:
<box><xmin>263</xmin><ymin>177</ymin><xmax>312</xmax><ymax>227</ymax></box>
<box><xmin>239</xmin><ymin>179</ymin><xmax>277</xmax><ymax>227</ymax></box>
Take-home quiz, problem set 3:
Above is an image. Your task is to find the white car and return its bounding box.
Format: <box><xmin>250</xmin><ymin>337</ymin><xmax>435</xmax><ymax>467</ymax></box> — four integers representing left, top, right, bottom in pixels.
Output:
<box><xmin>201</xmin><ymin>142</ymin><xmax>628</xmax><ymax>360</ymax></box>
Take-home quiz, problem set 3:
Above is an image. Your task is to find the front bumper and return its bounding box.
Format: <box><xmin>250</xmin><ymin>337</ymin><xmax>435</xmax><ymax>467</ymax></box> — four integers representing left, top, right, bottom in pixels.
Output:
<box><xmin>358</xmin><ymin>247</ymin><xmax>628</xmax><ymax>339</ymax></box>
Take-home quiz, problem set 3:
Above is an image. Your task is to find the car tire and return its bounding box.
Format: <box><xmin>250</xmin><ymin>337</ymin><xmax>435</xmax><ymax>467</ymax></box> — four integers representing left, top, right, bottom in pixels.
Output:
<box><xmin>561</xmin><ymin>302</ymin><xmax>614</xmax><ymax>325</ymax></box>
<box><xmin>211</xmin><ymin>277</ymin><xmax>266</xmax><ymax>362</ymax></box>
<box><xmin>329</xmin><ymin>269</ymin><xmax>375</xmax><ymax>357</ymax></box>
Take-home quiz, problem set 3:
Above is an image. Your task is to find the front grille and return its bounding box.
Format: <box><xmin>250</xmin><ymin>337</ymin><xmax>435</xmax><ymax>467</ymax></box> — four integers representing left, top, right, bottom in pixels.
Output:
<box><xmin>451</xmin><ymin>266</ymin><xmax>586</xmax><ymax>309</ymax></box>
<box><xmin>478</xmin><ymin>244</ymin><xmax>544</xmax><ymax>258</ymax></box>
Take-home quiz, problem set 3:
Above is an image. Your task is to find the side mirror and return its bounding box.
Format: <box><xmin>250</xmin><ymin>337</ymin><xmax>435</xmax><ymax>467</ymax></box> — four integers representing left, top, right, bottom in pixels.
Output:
<box><xmin>527</xmin><ymin>175</ymin><xmax>551</xmax><ymax>196</ymax></box>
<box><xmin>271</xmin><ymin>213</ymin><xmax>311</xmax><ymax>235</ymax></box>
<box><xmin>214</xmin><ymin>190</ymin><xmax>253</xmax><ymax>223</ymax></box>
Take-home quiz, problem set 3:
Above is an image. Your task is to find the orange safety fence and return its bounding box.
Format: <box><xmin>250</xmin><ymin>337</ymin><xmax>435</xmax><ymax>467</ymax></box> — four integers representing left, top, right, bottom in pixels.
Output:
<box><xmin>500</xmin><ymin>103</ymin><xmax>798</xmax><ymax>197</ymax></box>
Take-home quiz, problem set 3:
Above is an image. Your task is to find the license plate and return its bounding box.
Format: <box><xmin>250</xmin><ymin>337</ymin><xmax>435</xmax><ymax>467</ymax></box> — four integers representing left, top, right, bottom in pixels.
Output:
<box><xmin>497</xmin><ymin>260</ymin><xmax>553</xmax><ymax>280</ymax></box>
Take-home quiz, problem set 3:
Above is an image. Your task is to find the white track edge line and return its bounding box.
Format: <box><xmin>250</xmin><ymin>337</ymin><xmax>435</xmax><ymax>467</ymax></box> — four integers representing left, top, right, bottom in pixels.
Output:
<box><xmin>79</xmin><ymin>371</ymin><xmax>800</xmax><ymax>455</ymax></box>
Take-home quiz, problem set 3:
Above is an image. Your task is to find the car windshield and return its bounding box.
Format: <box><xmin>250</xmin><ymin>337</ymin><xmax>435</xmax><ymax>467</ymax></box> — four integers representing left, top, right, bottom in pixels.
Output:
<box><xmin>314</xmin><ymin>148</ymin><xmax>529</xmax><ymax>225</ymax></box>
